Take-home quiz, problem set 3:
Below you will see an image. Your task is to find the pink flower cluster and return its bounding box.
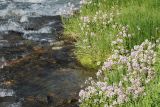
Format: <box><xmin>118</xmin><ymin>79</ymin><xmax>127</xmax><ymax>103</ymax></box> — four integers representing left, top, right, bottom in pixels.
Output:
<box><xmin>79</xmin><ymin>25</ymin><xmax>157</xmax><ymax>106</ymax></box>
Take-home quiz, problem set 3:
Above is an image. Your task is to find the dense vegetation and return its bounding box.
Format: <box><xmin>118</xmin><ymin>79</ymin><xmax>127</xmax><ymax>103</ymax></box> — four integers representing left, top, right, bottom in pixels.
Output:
<box><xmin>64</xmin><ymin>0</ymin><xmax>159</xmax><ymax>69</ymax></box>
<box><xmin>64</xmin><ymin>0</ymin><xmax>160</xmax><ymax>106</ymax></box>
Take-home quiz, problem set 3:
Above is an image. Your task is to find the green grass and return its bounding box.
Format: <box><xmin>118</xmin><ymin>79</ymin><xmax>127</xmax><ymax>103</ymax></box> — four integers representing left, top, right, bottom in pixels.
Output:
<box><xmin>63</xmin><ymin>0</ymin><xmax>160</xmax><ymax>69</ymax></box>
<box><xmin>63</xmin><ymin>0</ymin><xmax>160</xmax><ymax>106</ymax></box>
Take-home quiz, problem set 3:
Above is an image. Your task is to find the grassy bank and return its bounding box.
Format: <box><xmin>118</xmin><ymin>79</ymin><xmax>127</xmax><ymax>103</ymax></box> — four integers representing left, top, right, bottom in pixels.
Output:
<box><xmin>63</xmin><ymin>0</ymin><xmax>160</xmax><ymax>69</ymax></box>
<box><xmin>63</xmin><ymin>0</ymin><xmax>160</xmax><ymax>106</ymax></box>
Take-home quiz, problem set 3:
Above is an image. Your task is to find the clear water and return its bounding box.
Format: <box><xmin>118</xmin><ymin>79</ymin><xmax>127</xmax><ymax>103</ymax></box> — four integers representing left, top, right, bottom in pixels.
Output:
<box><xmin>0</xmin><ymin>0</ymin><xmax>86</xmax><ymax>107</ymax></box>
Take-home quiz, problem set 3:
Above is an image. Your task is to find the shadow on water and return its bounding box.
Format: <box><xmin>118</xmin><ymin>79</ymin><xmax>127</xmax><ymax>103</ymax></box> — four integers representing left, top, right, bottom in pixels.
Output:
<box><xmin>1</xmin><ymin>43</ymin><xmax>93</xmax><ymax>107</ymax></box>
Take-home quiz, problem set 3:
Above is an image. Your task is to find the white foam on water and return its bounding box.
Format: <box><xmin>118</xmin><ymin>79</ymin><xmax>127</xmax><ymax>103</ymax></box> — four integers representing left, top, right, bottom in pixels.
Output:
<box><xmin>8</xmin><ymin>102</ymin><xmax>22</xmax><ymax>107</ymax></box>
<box><xmin>0</xmin><ymin>0</ymin><xmax>80</xmax><ymax>17</ymax></box>
<box><xmin>23</xmin><ymin>26</ymin><xmax>53</xmax><ymax>42</ymax></box>
<box><xmin>0</xmin><ymin>3</ymin><xmax>27</xmax><ymax>17</ymax></box>
<box><xmin>20</xmin><ymin>15</ymin><xmax>29</xmax><ymax>23</ymax></box>
<box><xmin>0</xmin><ymin>21</ymin><xmax>24</xmax><ymax>32</ymax></box>
<box><xmin>38</xmin><ymin>26</ymin><xmax>52</xmax><ymax>33</ymax></box>
<box><xmin>0</xmin><ymin>56</ymin><xmax>7</xmax><ymax>69</ymax></box>
<box><xmin>13</xmin><ymin>0</ymin><xmax>45</xmax><ymax>3</ymax></box>
<box><xmin>0</xmin><ymin>0</ymin><xmax>81</xmax><ymax>41</ymax></box>
<box><xmin>23</xmin><ymin>26</ymin><xmax>52</xmax><ymax>35</ymax></box>
<box><xmin>0</xmin><ymin>56</ymin><xmax>6</xmax><ymax>62</ymax></box>
<box><xmin>0</xmin><ymin>89</ymin><xmax>15</xmax><ymax>97</ymax></box>
<box><xmin>0</xmin><ymin>0</ymin><xmax>80</xmax><ymax>43</ymax></box>
<box><xmin>0</xmin><ymin>20</ymin><xmax>50</xmax><ymax>33</ymax></box>
<box><xmin>0</xmin><ymin>19</ymin><xmax>53</xmax><ymax>42</ymax></box>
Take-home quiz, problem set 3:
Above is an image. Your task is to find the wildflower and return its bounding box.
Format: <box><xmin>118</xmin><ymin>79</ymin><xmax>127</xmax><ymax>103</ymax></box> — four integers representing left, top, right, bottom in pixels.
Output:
<box><xmin>119</xmin><ymin>56</ymin><xmax>128</xmax><ymax>63</ymax></box>
<box><xmin>104</xmin><ymin>104</ymin><xmax>108</xmax><ymax>107</ymax></box>
<box><xmin>79</xmin><ymin>90</ymin><xmax>86</xmax><ymax>102</ymax></box>
<box><xmin>112</xmin><ymin>25</ymin><xmax>116</xmax><ymax>29</ymax></box>
<box><xmin>83</xmin><ymin>39</ymin><xmax>88</xmax><ymax>43</ymax></box>
<box><xmin>79</xmin><ymin>21</ymin><xmax>157</xmax><ymax>107</ymax></box>
<box><xmin>112</xmin><ymin>101</ymin><xmax>117</xmax><ymax>105</ymax></box>
<box><xmin>96</xmin><ymin>70</ymin><xmax>103</xmax><ymax>77</ymax></box>
<box><xmin>119</xmin><ymin>32</ymin><xmax>123</xmax><ymax>35</ymax></box>
<box><xmin>79</xmin><ymin>90</ymin><xmax>85</xmax><ymax>98</ymax></box>
<box><xmin>103</xmin><ymin>60</ymin><xmax>113</xmax><ymax>69</ymax></box>
<box><xmin>104</xmin><ymin>77</ymin><xmax>108</xmax><ymax>81</ymax></box>
<box><xmin>123</xmin><ymin>33</ymin><xmax>127</xmax><ymax>37</ymax></box>
<box><xmin>111</xmin><ymin>54</ymin><xmax>119</xmax><ymax>59</ymax></box>
<box><xmin>81</xmin><ymin>16</ymin><xmax>90</xmax><ymax>23</ymax></box>
<box><xmin>137</xmin><ymin>26</ymin><xmax>141</xmax><ymax>31</ymax></box>
<box><xmin>116</xmin><ymin>38</ymin><xmax>123</xmax><ymax>43</ymax></box>
<box><xmin>91</xmin><ymin>32</ymin><xmax>95</xmax><ymax>37</ymax></box>
<box><xmin>128</xmin><ymin>34</ymin><xmax>131</xmax><ymax>37</ymax></box>
<box><xmin>97</xmin><ymin>61</ymin><xmax>101</xmax><ymax>66</ymax></box>
<box><xmin>112</xmin><ymin>41</ymin><xmax>117</xmax><ymax>45</ymax></box>
<box><xmin>113</xmin><ymin>50</ymin><xmax>119</xmax><ymax>54</ymax></box>
<box><xmin>80</xmin><ymin>0</ymin><xmax>90</xmax><ymax>5</ymax></box>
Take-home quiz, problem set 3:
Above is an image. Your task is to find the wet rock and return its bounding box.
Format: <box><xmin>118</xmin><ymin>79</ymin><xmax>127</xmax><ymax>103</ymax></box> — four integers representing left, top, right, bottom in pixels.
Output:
<box><xmin>1</xmin><ymin>31</ymin><xmax>24</xmax><ymax>40</ymax></box>
<box><xmin>0</xmin><ymin>96</ymin><xmax>18</xmax><ymax>103</ymax></box>
<box><xmin>23</xmin><ymin>33</ymin><xmax>55</xmax><ymax>43</ymax></box>
<box><xmin>23</xmin><ymin>94</ymin><xmax>73</xmax><ymax>107</ymax></box>
<box><xmin>46</xmin><ymin>92</ymin><xmax>77</xmax><ymax>107</ymax></box>
<box><xmin>0</xmin><ymin>40</ymin><xmax>9</xmax><ymax>48</ymax></box>
<box><xmin>0</xmin><ymin>31</ymin><xmax>24</xmax><ymax>48</ymax></box>
<box><xmin>70</xmin><ymin>98</ymin><xmax>78</xmax><ymax>104</ymax></box>
<box><xmin>52</xmin><ymin>46</ymin><xmax>63</xmax><ymax>50</ymax></box>
<box><xmin>25</xmin><ymin>96</ymin><xmax>48</xmax><ymax>104</ymax></box>
<box><xmin>23</xmin><ymin>96</ymin><xmax>48</xmax><ymax>107</ymax></box>
<box><xmin>47</xmin><ymin>93</ymin><xmax>56</xmax><ymax>105</ymax></box>
<box><xmin>53</xmin><ymin>45</ymin><xmax>75</xmax><ymax>65</ymax></box>
<box><xmin>2</xmin><ymin>80</ymin><xmax>15</xmax><ymax>87</ymax></box>
<box><xmin>0</xmin><ymin>58</ymin><xmax>7</xmax><ymax>69</ymax></box>
<box><xmin>51</xmin><ymin>41</ymin><xmax>64</xmax><ymax>46</ymax></box>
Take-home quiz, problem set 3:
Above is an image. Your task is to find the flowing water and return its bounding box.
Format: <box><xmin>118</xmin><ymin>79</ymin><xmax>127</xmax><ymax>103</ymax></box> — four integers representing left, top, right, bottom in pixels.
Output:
<box><xmin>0</xmin><ymin>0</ymin><xmax>93</xmax><ymax>107</ymax></box>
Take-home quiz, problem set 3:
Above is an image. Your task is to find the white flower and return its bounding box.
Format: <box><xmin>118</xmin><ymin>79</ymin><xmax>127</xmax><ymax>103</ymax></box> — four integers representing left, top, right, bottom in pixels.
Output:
<box><xmin>112</xmin><ymin>41</ymin><xmax>117</xmax><ymax>45</ymax></box>
<box><xmin>123</xmin><ymin>33</ymin><xmax>127</xmax><ymax>37</ymax></box>
<box><xmin>96</xmin><ymin>70</ymin><xmax>103</xmax><ymax>77</ymax></box>
<box><xmin>117</xmin><ymin>38</ymin><xmax>123</xmax><ymax>43</ymax></box>
<box><xmin>128</xmin><ymin>34</ymin><xmax>131</xmax><ymax>37</ymax></box>
<box><xmin>112</xmin><ymin>25</ymin><xmax>116</xmax><ymax>29</ymax></box>
<box><xmin>91</xmin><ymin>32</ymin><xmax>95</xmax><ymax>37</ymax></box>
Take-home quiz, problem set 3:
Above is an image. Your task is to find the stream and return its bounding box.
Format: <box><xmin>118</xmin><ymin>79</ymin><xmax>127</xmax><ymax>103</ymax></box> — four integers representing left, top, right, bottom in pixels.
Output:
<box><xmin>0</xmin><ymin>0</ymin><xmax>93</xmax><ymax>107</ymax></box>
